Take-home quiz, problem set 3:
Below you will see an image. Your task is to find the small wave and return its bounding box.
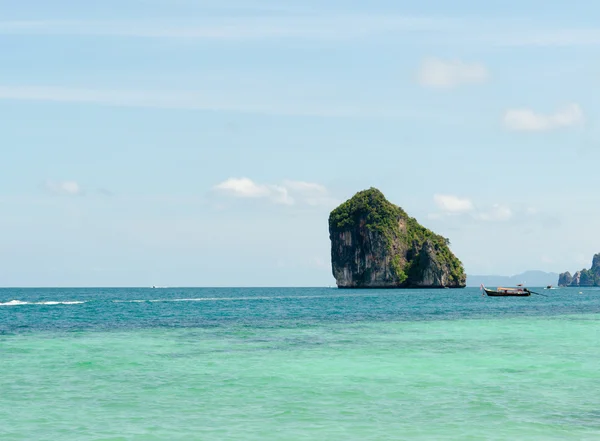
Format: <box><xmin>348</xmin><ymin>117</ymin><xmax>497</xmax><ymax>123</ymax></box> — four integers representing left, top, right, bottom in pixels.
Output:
<box><xmin>113</xmin><ymin>297</ymin><xmax>255</xmax><ymax>303</ymax></box>
<box><xmin>38</xmin><ymin>301</ymin><xmax>85</xmax><ymax>305</ymax></box>
<box><xmin>152</xmin><ymin>297</ymin><xmax>274</xmax><ymax>302</ymax></box>
<box><xmin>0</xmin><ymin>300</ymin><xmax>86</xmax><ymax>307</ymax></box>
<box><xmin>114</xmin><ymin>296</ymin><xmax>305</xmax><ymax>304</ymax></box>
<box><xmin>0</xmin><ymin>300</ymin><xmax>29</xmax><ymax>306</ymax></box>
<box><xmin>112</xmin><ymin>292</ymin><xmax>396</xmax><ymax>304</ymax></box>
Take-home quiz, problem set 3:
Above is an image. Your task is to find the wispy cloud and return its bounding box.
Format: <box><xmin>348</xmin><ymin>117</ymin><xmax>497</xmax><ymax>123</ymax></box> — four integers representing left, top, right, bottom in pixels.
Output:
<box><xmin>213</xmin><ymin>178</ymin><xmax>337</xmax><ymax>207</ymax></box>
<box><xmin>0</xmin><ymin>16</ymin><xmax>455</xmax><ymax>40</ymax></box>
<box><xmin>0</xmin><ymin>85</ymin><xmax>378</xmax><ymax>118</ymax></box>
<box><xmin>0</xmin><ymin>84</ymin><xmax>458</xmax><ymax>119</ymax></box>
<box><xmin>132</xmin><ymin>0</ymin><xmax>316</xmax><ymax>15</ymax></box>
<box><xmin>44</xmin><ymin>180</ymin><xmax>83</xmax><ymax>196</ymax></box>
<box><xmin>3</xmin><ymin>16</ymin><xmax>599</xmax><ymax>47</ymax></box>
<box><xmin>503</xmin><ymin>103</ymin><xmax>584</xmax><ymax>132</ymax></box>
<box><xmin>281</xmin><ymin>180</ymin><xmax>339</xmax><ymax>207</ymax></box>
<box><xmin>430</xmin><ymin>194</ymin><xmax>512</xmax><ymax>222</ymax></box>
<box><xmin>213</xmin><ymin>177</ymin><xmax>293</xmax><ymax>205</ymax></box>
<box><xmin>433</xmin><ymin>194</ymin><xmax>474</xmax><ymax>214</ymax></box>
<box><xmin>475</xmin><ymin>204</ymin><xmax>513</xmax><ymax>222</ymax></box>
<box><xmin>2</xmin><ymin>8</ymin><xmax>600</xmax><ymax>56</ymax></box>
<box><xmin>429</xmin><ymin>197</ymin><xmax>564</xmax><ymax>230</ymax></box>
<box><xmin>214</xmin><ymin>177</ymin><xmax>271</xmax><ymax>198</ymax></box>
<box><xmin>488</xmin><ymin>29</ymin><xmax>600</xmax><ymax>47</ymax></box>
<box><xmin>0</xmin><ymin>85</ymin><xmax>350</xmax><ymax>117</ymax></box>
<box><xmin>417</xmin><ymin>58</ymin><xmax>488</xmax><ymax>89</ymax></box>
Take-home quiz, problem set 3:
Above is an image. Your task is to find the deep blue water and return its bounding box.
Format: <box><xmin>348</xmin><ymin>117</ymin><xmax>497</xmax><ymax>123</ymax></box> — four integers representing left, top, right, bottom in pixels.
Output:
<box><xmin>1</xmin><ymin>287</ymin><xmax>598</xmax><ymax>334</ymax></box>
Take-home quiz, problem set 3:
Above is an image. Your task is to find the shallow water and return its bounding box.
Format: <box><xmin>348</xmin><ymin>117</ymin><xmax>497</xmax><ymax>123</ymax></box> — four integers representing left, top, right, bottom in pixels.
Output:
<box><xmin>1</xmin><ymin>287</ymin><xmax>599</xmax><ymax>440</ymax></box>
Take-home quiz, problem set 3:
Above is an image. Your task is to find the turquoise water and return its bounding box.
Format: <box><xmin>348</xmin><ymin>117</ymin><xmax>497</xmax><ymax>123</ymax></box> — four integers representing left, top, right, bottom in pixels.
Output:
<box><xmin>1</xmin><ymin>288</ymin><xmax>600</xmax><ymax>440</ymax></box>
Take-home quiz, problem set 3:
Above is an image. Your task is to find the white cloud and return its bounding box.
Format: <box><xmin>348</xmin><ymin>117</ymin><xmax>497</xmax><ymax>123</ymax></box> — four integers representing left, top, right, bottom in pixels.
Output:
<box><xmin>213</xmin><ymin>177</ymin><xmax>293</xmax><ymax>205</ymax></box>
<box><xmin>213</xmin><ymin>178</ymin><xmax>337</xmax><ymax>207</ymax></box>
<box><xmin>269</xmin><ymin>185</ymin><xmax>295</xmax><ymax>205</ymax></box>
<box><xmin>45</xmin><ymin>180</ymin><xmax>83</xmax><ymax>196</ymax></box>
<box><xmin>433</xmin><ymin>194</ymin><xmax>474</xmax><ymax>214</ymax></box>
<box><xmin>430</xmin><ymin>195</ymin><xmax>513</xmax><ymax>222</ymax></box>
<box><xmin>213</xmin><ymin>177</ymin><xmax>271</xmax><ymax>198</ymax></box>
<box><xmin>417</xmin><ymin>58</ymin><xmax>488</xmax><ymax>88</ymax></box>
<box><xmin>503</xmin><ymin>103</ymin><xmax>584</xmax><ymax>132</ymax></box>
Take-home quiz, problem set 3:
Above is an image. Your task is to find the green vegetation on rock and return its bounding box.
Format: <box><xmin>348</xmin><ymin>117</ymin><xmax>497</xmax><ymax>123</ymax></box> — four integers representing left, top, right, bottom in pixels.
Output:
<box><xmin>559</xmin><ymin>253</ymin><xmax>600</xmax><ymax>287</ymax></box>
<box><xmin>391</xmin><ymin>254</ymin><xmax>408</xmax><ymax>284</ymax></box>
<box><xmin>329</xmin><ymin>188</ymin><xmax>466</xmax><ymax>288</ymax></box>
<box><xmin>329</xmin><ymin>188</ymin><xmax>405</xmax><ymax>234</ymax></box>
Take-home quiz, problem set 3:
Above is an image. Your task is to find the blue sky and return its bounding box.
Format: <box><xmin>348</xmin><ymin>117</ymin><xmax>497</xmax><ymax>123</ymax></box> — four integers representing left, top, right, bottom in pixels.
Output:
<box><xmin>1</xmin><ymin>0</ymin><xmax>600</xmax><ymax>286</ymax></box>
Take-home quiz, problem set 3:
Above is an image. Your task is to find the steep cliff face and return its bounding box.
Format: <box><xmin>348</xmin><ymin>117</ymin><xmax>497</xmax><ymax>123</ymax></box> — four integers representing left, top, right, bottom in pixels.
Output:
<box><xmin>329</xmin><ymin>188</ymin><xmax>466</xmax><ymax>288</ymax></box>
<box><xmin>593</xmin><ymin>253</ymin><xmax>600</xmax><ymax>270</ymax></box>
<box><xmin>559</xmin><ymin>253</ymin><xmax>600</xmax><ymax>287</ymax></box>
<box><xmin>558</xmin><ymin>271</ymin><xmax>572</xmax><ymax>287</ymax></box>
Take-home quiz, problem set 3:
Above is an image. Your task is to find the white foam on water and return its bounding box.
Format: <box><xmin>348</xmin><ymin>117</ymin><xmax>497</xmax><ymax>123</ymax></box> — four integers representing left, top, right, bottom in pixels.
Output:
<box><xmin>112</xmin><ymin>292</ymin><xmax>394</xmax><ymax>304</ymax></box>
<box><xmin>0</xmin><ymin>300</ymin><xmax>30</xmax><ymax>306</ymax></box>
<box><xmin>151</xmin><ymin>297</ymin><xmax>270</xmax><ymax>302</ymax></box>
<box><xmin>38</xmin><ymin>301</ymin><xmax>86</xmax><ymax>305</ymax></box>
<box><xmin>0</xmin><ymin>300</ymin><xmax>86</xmax><ymax>306</ymax></box>
<box><xmin>115</xmin><ymin>296</ymin><xmax>301</xmax><ymax>303</ymax></box>
<box><xmin>0</xmin><ymin>291</ymin><xmax>405</xmax><ymax>307</ymax></box>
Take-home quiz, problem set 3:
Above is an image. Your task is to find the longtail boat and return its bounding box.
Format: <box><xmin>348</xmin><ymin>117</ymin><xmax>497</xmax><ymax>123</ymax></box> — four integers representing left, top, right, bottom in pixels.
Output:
<box><xmin>480</xmin><ymin>284</ymin><xmax>531</xmax><ymax>297</ymax></box>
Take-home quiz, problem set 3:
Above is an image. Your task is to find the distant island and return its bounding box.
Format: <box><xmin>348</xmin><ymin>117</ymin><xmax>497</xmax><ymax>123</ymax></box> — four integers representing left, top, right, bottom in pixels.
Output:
<box><xmin>559</xmin><ymin>253</ymin><xmax>600</xmax><ymax>286</ymax></box>
<box><xmin>328</xmin><ymin>188</ymin><xmax>466</xmax><ymax>288</ymax></box>
<box><xmin>467</xmin><ymin>271</ymin><xmax>559</xmax><ymax>288</ymax></box>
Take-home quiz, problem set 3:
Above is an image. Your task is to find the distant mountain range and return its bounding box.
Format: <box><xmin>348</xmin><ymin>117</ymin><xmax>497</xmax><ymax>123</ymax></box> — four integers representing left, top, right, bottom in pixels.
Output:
<box><xmin>466</xmin><ymin>271</ymin><xmax>559</xmax><ymax>287</ymax></box>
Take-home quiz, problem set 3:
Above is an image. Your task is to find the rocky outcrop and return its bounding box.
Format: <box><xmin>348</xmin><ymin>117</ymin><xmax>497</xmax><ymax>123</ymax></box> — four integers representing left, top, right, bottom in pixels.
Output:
<box><xmin>329</xmin><ymin>188</ymin><xmax>466</xmax><ymax>288</ymax></box>
<box><xmin>558</xmin><ymin>271</ymin><xmax>572</xmax><ymax>287</ymax></box>
<box><xmin>559</xmin><ymin>253</ymin><xmax>600</xmax><ymax>286</ymax></box>
<box><xmin>593</xmin><ymin>253</ymin><xmax>600</xmax><ymax>270</ymax></box>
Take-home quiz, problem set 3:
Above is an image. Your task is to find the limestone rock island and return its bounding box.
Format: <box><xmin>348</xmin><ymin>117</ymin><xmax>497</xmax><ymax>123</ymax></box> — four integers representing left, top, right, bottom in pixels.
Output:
<box><xmin>329</xmin><ymin>188</ymin><xmax>466</xmax><ymax>289</ymax></box>
<box><xmin>559</xmin><ymin>253</ymin><xmax>600</xmax><ymax>287</ymax></box>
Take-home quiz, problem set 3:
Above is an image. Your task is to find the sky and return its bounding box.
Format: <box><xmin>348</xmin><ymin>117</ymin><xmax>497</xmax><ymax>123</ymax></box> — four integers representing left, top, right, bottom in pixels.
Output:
<box><xmin>1</xmin><ymin>0</ymin><xmax>600</xmax><ymax>286</ymax></box>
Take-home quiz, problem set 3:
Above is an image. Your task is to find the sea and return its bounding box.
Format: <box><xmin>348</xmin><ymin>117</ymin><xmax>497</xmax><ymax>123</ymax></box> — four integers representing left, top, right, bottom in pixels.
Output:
<box><xmin>1</xmin><ymin>287</ymin><xmax>599</xmax><ymax>441</ymax></box>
